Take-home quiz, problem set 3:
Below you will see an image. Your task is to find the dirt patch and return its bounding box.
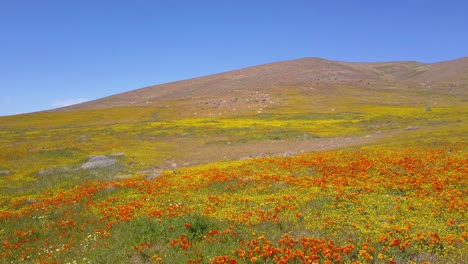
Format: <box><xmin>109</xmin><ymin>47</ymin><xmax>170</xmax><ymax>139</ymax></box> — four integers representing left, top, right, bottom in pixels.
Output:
<box><xmin>81</xmin><ymin>155</ymin><xmax>117</xmax><ymax>169</ymax></box>
<box><xmin>405</xmin><ymin>126</ymin><xmax>420</xmax><ymax>131</ymax></box>
<box><xmin>0</xmin><ymin>170</ymin><xmax>10</xmax><ymax>176</ymax></box>
<box><xmin>167</xmin><ymin>133</ymin><xmax>390</xmax><ymax>169</ymax></box>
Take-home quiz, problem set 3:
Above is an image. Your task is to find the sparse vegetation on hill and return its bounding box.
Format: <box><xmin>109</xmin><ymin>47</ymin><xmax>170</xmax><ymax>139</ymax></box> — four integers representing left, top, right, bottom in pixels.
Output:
<box><xmin>0</xmin><ymin>57</ymin><xmax>466</xmax><ymax>263</ymax></box>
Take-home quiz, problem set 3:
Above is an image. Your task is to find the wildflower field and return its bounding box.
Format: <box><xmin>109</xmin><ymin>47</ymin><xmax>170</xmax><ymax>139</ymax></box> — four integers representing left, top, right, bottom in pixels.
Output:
<box><xmin>0</xmin><ymin>146</ymin><xmax>467</xmax><ymax>263</ymax></box>
<box><xmin>0</xmin><ymin>88</ymin><xmax>467</xmax><ymax>263</ymax></box>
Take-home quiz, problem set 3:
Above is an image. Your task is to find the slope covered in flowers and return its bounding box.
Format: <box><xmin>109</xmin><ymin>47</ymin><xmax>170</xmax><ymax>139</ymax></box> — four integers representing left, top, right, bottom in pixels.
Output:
<box><xmin>1</xmin><ymin>145</ymin><xmax>466</xmax><ymax>263</ymax></box>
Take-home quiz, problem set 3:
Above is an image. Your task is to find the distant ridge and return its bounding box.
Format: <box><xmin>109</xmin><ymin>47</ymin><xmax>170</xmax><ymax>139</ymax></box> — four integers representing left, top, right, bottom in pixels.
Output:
<box><xmin>54</xmin><ymin>57</ymin><xmax>468</xmax><ymax>112</ymax></box>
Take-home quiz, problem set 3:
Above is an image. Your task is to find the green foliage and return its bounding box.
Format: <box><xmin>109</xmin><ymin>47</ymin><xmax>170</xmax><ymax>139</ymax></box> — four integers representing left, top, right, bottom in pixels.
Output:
<box><xmin>184</xmin><ymin>214</ymin><xmax>219</xmax><ymax>241</ymax></box>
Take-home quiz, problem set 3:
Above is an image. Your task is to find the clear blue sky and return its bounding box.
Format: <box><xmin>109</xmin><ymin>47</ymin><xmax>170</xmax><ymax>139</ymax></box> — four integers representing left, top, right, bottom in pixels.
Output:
<box><xmin>1</xmin><ymin>0</ymin><xmax>467</xmax><ymax>116</ymax></box>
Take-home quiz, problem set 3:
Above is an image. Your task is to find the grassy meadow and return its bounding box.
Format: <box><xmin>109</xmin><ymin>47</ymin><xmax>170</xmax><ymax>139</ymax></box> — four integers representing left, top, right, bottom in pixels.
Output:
<box><xmin>0</xmin><ymin>87</ymin><xmax>467</xmax><ymax>263</ymax></box>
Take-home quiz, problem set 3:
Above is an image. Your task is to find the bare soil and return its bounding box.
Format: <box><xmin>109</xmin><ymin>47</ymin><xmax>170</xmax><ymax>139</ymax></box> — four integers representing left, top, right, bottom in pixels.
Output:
<box><xmin>166</xmin><ymin>133</ymin><xmax>389</xmax><ymax>169</ymax></box>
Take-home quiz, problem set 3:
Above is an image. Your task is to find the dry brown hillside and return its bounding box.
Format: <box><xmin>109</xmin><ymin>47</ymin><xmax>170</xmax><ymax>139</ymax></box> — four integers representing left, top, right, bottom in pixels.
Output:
<box><xmin>53</xmin><ymin>57</ymin><xmax>468</xmax><ymax>113</ymax></box>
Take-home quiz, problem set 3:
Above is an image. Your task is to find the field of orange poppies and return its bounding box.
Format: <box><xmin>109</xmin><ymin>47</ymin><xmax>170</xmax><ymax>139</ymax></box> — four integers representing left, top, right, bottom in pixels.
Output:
<box><xmin>1</xmin><ymin>144</ymin><xmax>466</xmax><ymax>263</ymax></box>
<box><xmin>1</xmin><ymin>93</ymin><xmax>467</xmax><ymax>264</ymax></box>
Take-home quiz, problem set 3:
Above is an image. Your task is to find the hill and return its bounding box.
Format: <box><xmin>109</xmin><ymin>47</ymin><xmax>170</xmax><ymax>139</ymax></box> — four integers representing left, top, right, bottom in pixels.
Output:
<box><xmin>1</xmin><ymin>57</ymin><xmax>466</xmax><ymax>174</ymax></box>
<box><xmin>0</xmin><ymin>57</ymin><xmax>467</xmax><ymax>263</ymax></box>
<box><xmin>56</xmin><ymin>57</ymin><xmax>468</xmax><ymax>114</ymax></box>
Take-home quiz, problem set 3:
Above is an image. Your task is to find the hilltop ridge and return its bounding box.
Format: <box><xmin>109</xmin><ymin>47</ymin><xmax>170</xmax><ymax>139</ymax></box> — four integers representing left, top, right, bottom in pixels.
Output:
<box><xmin>53</xmin><ymin>57</ymin><xmax>468</xmax><ymax>112</ymax></box>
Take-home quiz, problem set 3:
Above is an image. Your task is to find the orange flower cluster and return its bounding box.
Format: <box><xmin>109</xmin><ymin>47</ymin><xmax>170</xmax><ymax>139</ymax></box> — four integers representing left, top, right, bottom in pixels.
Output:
<box><xmin>230</xmin><ymin>234</ymin><xmax>355</xmax><ymax>263</ymax></box>
<box><xmin>210</xmin><ymin>255</ymin><xmax>237</xmax><ymax>264</ymax></box>
<box><xmin>170</xmin><ymin>233</ymin><xmax>192</xmax><ymax>250</ymax></box>
<box><xmin>134</xmin><ymin>242</ymin><xmax>151</xmax><ymax>252</ymax></box>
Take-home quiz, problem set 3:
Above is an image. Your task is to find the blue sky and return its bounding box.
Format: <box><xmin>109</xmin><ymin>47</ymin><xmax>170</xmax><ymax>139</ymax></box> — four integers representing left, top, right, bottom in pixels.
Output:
<box><xmin>1</xmin><ymin>0</ymin><xmax>467</xmax><ymax>116</ymax></box>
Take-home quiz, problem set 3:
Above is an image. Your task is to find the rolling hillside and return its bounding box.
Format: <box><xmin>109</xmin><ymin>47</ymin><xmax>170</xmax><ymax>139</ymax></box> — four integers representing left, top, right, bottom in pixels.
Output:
<box><xmin>55</xmin><ymin>57</ymin><xmax>468</xmax><ymax>113</ymax></box>
<box><xmin>1</xmin><ymin>57</ymin><xmax>467</xmax><ymax>179</ymax></box>
<box><xmin>0</xmin><ymin>57</ymin><xmax>467</xmax><ymax>263</ymax></box>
